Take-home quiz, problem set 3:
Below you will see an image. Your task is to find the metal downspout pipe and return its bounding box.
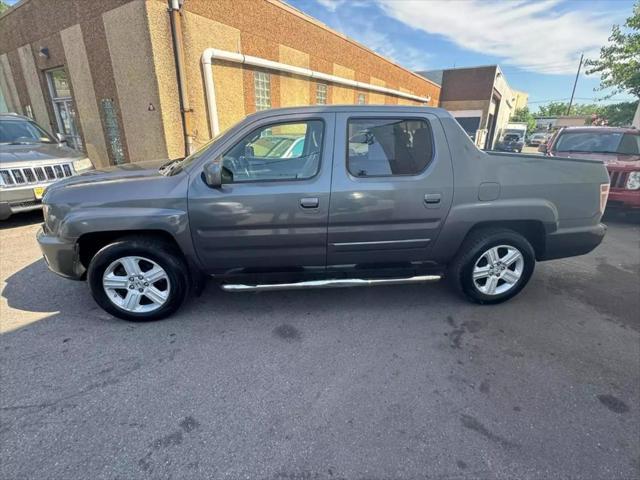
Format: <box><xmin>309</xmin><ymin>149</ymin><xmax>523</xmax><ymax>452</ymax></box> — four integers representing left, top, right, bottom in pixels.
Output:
<box><xmin>169</xmin><ymin>0</ymin><xmax>194</xmax><ymax>155</ymax></box>
<box><xmin>201</xmin><ymin>48</ymin><xmax>432</xmax><ymax>137</ymax></box>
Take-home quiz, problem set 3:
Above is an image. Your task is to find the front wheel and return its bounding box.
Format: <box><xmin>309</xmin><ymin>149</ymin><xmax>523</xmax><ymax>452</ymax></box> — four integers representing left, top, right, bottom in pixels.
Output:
<box><xmin>448</xmin><ymin>228</ymin><xmax>535</xmax><ymax>304</ymax></box>
<box><xmin>87</xmin><ymin>237</ymin><xmax>189</xmax><ymax>321</ymax></box>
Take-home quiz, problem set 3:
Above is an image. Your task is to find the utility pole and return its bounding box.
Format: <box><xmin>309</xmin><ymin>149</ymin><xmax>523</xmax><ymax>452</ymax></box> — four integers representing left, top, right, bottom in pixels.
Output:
<box><xmin>566</xmin><ymin>53</ymin><xmax>584</xmax><ymax>116</ymax></box>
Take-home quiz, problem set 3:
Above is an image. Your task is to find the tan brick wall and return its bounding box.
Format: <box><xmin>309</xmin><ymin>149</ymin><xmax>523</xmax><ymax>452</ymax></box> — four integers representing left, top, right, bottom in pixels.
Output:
<box><xmin>16</xmin><ymin>43</ymin><xmax>48</xmax><ymax>127</ymax></box>
<box><xmin>103</xmin><ymin>1</ymin><xmax>168</xmax><ymax>162</ymax></box>
<box><xmin>278</xmin><ymin>45</ymin><xmax>310</xmax><ymax>107</ymax></box>
<box><xmin>146</xmin><ymin>0</ymin><xmax>184</xmax><ymax>159</ymax></box>
<box><xmin>61</xmin><ymin>24</ymin><xmax>110</xmax><ymax>167</ymax></box>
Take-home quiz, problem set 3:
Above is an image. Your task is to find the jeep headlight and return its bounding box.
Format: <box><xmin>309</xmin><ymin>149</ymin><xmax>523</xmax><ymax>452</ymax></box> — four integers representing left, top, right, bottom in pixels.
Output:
<box><xmin>626</xmin><ymin>172</ymin><xmax>640</xmax><ymax>190</ymax></box>
<box><xmin>72</xmin><ymin>157</ymin><xmax>94</xmax><ymax>173</ymax></box>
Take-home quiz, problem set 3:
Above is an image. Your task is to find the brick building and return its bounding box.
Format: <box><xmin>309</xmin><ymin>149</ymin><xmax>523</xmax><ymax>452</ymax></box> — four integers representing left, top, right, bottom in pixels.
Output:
<box><xmin>0</xmin><ymin>0</ymin><xmax>440</xmax><ymax>167</ymax></box>
<box><xmin>418</xmin><ymin>65</ymin><xmax>527</xmax><ymax>149</ymax></box>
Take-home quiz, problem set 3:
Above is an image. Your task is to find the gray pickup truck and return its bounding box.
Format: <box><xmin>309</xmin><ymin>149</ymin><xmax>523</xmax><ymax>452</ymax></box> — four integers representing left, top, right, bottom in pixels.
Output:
<box><xmin>37</xmin><ymin>106</ymin><xmax>609</xmax><ymax>321</ymax></box>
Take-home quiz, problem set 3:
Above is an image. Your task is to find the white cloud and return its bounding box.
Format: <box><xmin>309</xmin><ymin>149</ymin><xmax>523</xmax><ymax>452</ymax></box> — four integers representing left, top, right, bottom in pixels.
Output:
<box><xmin>354</xmin><ymin>27</ymin><xmax>433</xmax><ymax>71</ymax></box>
<box><xmin>316</xmin><ymin>0</ymin><xmax>342</xmax><ymax>12</ymax></box>
<box><xmin>375</xmin><ymin>0</ymin><xmax>617</xmax><ymax>75</ymax></box>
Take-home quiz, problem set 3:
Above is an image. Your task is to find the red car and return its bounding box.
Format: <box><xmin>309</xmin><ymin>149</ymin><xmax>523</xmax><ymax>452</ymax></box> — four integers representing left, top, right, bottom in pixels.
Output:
<box><xmin>540</xmin><ymin>126</ymin><xmax>640</xmax><ymax>210</ymax></box>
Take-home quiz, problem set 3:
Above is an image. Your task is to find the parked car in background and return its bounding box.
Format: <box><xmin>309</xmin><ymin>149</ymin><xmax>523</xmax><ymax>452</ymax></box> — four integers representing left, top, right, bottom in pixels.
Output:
<box><xmin>527</xmin><ymin>132</ymin><xmax>548</xmax><ymax>146</ymax></box>
<box><xmin>0</xmin><ymin>113</ymin><xmax>94</xmax><ymax>220</ymax></box>
<box><xmin>540</xmin><ymin>126</ymin><xmax>640</xmax><ymax>211</ymax></box>
<box><xmin>495</xmin><ymin>132</ymin><xmax>524</xmax><ymax>152</ymax></box>
<box><xmin>37</xmin><ymin>106</ymin><xmax>608</xmax><ymax>321</ymax></box>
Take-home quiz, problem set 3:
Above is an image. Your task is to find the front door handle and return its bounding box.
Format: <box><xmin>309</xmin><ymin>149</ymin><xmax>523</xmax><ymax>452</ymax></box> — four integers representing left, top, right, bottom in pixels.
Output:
<box><xmin>300</xmin><ymin>197</ymin><xmax>319</xmax><ymax>209</ymax></box>
<box><xmin>424</xmin><ymin>193</ymin><xmax>441</xmax><ymax>204</ymax></box>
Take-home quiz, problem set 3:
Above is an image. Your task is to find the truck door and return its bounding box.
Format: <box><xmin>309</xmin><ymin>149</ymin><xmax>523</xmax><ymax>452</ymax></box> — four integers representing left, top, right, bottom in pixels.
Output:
<box><xmin>327</xmin><ymin>111</ymin><xmax>453</xmax><ymax>268</ymax></box>
<box><xmin>188</xmin><ymin>112</ymin><xmax>334</xmax><ymax>275</ymax></box>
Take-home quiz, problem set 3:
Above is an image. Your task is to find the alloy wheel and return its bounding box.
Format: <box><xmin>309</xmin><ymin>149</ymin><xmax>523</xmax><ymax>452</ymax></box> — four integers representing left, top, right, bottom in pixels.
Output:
<box><xmin>102</xmin><ymin>256</ymin><xmax>171</xmax><ymax>313</ymax></box>
<box><xmin>472</xmin><ymin>245</ymin><xmax>524</xmax><ymax>296</ymax></box>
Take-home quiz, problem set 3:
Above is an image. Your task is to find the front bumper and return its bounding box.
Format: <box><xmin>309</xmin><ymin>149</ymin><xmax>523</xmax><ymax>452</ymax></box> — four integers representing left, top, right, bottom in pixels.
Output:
<box><xmin>36</xmin><ymin>228</ymin><xmax>85</xmax><ymax>280</ymax></box>
<box><xmin>0</xmin><ymin>187</ymin><xmax>44</xmax><ymax>220</ymax></box>
<box><xmin>539</xmin><ymin>223</ymin><xmax>606</xmax><ymax>261</ymax></box>
<box><xmin>607</xmin><ymin>189</ymin><xmax>640</xmax><ymax>210</ymax></box>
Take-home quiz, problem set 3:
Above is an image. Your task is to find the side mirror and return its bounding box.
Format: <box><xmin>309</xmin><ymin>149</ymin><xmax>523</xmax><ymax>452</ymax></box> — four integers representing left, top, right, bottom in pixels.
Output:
<box><xmin>538</xmin><ymin>144</ymin><xmax>548</xmax><ymax>154</ymax></box>
<box><xmin>56</xmin><ymin>133</ymin><xmax>67</xmax><ymax>144</ymax></box>
<box><xmin>203</xmin><ymin>161</ymin><xmax>222</xmax><ymax>188</ymax></box>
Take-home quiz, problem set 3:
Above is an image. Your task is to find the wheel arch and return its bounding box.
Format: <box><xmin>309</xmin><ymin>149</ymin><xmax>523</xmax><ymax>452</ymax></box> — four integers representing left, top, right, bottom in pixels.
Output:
<box><xmin>432</xmin><ymin>199</ymin><xmax>558</xmax><ymax>263</ymax></box>
<box><xmin>77</xmin><ymin>230</ymin><xmax>182</xmax><ymax>269</ymax></box>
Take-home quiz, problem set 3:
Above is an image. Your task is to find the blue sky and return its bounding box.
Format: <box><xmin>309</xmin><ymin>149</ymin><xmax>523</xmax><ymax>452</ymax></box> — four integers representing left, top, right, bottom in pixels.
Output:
<box><xmin>287</xmin><ymin>0</ymin><xmax>637</xmax><ymax>112</ymax></box>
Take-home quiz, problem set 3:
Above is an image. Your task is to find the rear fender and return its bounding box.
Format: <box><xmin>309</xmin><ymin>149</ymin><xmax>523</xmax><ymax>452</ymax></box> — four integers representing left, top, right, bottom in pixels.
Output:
<box><xmin>431</xmin><ymin>198</ymin><xmax>559</xmax><ymax>263</ymax></box>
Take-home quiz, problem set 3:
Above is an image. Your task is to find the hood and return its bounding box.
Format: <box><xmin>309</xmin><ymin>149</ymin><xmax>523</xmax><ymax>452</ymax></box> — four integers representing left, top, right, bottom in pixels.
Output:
<box><xmin>552</xmin><ymin>150</ymin><xmax>640</xmax><ymax>169</ymax></box>
<box><xmin>0</xmin><ymin>143</ymin><xmax>83</xmax><ymax>167</ymax></box>
<box><xmin>45</xmin><ymin>159</ymin><xmax>170</xmax><ymax>192</ymax></box>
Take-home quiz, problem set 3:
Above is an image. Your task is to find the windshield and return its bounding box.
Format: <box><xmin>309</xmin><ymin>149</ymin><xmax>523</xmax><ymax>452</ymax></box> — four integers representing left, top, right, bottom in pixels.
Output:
<box><xmin>0</xmin><ymin>118</ymin><xmax>55</xmax><ymax>145</ymax></box>
<box><xmin>161</xmin><ymin>129</ymin><xmax>231</xmax><ymax>174</ymax></box>
<box><xmin>503</xmin><ymin>134</ymin><xmax>521</xmax><ymax>142</ymax></box>
<box><xmin>554</xmin><ymin>131</ymin><xmax>640</xmax><ymax>154</ymax></box>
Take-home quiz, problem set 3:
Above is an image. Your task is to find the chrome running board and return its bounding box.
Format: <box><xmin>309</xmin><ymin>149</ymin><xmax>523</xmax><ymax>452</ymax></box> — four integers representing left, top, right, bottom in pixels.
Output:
<box><xmin>221</xmin><ymin>274</ymin><xmax>442</xmax><ymax>292</ymax></box>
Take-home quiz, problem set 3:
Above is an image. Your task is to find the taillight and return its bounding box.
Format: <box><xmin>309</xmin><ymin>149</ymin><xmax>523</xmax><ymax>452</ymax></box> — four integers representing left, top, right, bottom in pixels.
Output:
<box><xmin>600</xmin><ymin>183</ymin><xmax>610</xmax><ymax>214</ymax></box>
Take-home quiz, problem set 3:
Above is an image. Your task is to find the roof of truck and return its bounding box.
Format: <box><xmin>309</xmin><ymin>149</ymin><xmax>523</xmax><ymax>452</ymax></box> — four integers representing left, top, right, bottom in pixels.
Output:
<box><xmin>243</xmin><ymin>105</ymin><xmax>451</xmax><ymax>119</ymax></box>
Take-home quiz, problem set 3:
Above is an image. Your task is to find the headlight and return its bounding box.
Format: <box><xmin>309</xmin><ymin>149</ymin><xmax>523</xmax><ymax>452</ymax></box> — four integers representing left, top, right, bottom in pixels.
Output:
<box><xmin>626</xmin><ymin>172</ymin><xmax>640</xmax><ymax>190</ymax></box>
<box><xmin>72</xmin><ymin>157</ymin><xmax>94</xmax><ymax>173</ymax></box>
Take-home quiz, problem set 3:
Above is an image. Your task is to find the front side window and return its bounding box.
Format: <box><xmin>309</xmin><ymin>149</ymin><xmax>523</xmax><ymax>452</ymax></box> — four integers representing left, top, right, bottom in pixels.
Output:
<box><xmin>221</xmin><ymin>120</ymin><xmax>324</xmax><ymax>182</ymax></box>
<box><xmin>254</xmin><ymin>72</ymin><xmax>271</xmax><ymax>111</ymax></box>
<box><xmin>347</xmin><ymin>118</ymin><xmax>433</xmax><ymax>177</ymax></box>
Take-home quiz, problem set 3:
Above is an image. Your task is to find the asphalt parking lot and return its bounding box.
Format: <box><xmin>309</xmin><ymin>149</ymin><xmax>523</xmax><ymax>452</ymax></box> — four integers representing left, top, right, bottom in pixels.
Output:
<box><xmin>1</xmin><ymin>211</ymin><xmax>638</xmax><ymax>480</ymax></box>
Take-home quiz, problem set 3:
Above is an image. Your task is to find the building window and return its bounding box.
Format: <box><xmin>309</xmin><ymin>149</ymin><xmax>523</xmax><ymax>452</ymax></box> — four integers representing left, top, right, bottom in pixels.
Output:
<box><xmin>254</xmin><ymin>71</ymin><xmax>271</xmax><ymax>111</ymax></box>
<box><xmin>316</xmin><ymin>83</ymin><xmax>327</xmax><ymax>105</ymax></box>
<box><xmin>357</xmin><ymin>93</ymin><xmax>366</xmax><ymax>105</ymax></box>
<box><xmin>347</xmin><ymin>118</ymin><xmax>433</xmax><ymax>177</ymax></box>
<box><xmin>100</xmin><ymin>98</ymin><xmax>125</xmax><ymax>165</ymax></box>
<box><xmin>45</xmin><ymin>68</ymin><xmax>83</xmax><ymax>152</ymax></box>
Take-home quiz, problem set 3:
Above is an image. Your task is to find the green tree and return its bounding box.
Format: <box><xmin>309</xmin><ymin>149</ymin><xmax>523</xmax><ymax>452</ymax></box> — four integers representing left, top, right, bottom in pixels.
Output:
<box><xmin>537</xmin><ymin>102</ymin><xmax>601</xmax><ymax>117</ymax></box>
<box><xmin>0</xmin><ymin>1</ymin><xmax>9</xmax><ymax>14</ymax></box>
<box><xmin>593</xmin><ymin>101</ymin><xmax>639</xmax><ymax>126</ymax></box>
<box><xmin>510</xmin><ymin>107</ymin><xmax>536</xmax><ymax>133</ymax></box>
<box><xmin>585</xmin><ymin>2</ymin><xmax>640</xmax><ymax>98</ymax></box>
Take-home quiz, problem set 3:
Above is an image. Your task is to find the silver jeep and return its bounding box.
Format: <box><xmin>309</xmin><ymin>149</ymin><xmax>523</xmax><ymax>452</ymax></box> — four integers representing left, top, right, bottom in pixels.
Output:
<box><xmin>0</xmin><ymin>113</ymin><xmax>93</xmax><ymax>220</ymax></box>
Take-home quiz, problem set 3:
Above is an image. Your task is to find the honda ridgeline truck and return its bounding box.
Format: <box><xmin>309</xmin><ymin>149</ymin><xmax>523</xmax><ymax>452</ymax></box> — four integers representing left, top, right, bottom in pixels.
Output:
<box><xmin>37</xmin><ymin>106</ymin><xmax>609</xmax><ymax>321</ymax></box>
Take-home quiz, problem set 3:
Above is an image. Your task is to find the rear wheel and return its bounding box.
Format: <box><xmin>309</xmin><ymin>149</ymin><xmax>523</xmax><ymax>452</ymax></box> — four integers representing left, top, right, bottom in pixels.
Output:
<box><xmin>87</xmin><ymin>237</ymin><xmax>189</xmax><ymax>321</ymax></box>
<box><xmin>448</xmin><ymin>228</ymin><xmax>535</xmax><ymax>304</ymax></box>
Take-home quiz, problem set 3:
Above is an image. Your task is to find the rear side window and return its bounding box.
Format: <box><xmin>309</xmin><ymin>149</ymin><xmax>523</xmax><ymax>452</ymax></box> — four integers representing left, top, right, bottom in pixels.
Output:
<box><xmin>347</xmin><ymin>118</ymin><xmax>433</xmax><ymax>177</ymax></box>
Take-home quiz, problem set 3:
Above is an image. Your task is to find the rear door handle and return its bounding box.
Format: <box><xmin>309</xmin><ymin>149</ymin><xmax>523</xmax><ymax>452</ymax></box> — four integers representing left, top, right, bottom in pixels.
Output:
<box><xmin>424</xmin><ymin>193</ymin><xmax>441</xmax><ymax>204</ymax></box>
<box><xmin>300</xmin><ymin>197</ymin><xmax>319</xmax><ymax>209</ymax></box>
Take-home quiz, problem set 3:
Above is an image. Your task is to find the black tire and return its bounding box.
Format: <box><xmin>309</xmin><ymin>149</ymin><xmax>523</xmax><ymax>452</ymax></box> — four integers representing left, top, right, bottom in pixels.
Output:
<box><xmin>448</xmin><ymin>228</ymin><xmax>535</xmax><ymax>304</ymax></box>
<box><xmin>87</xmin><ymin>236</ymin><xmax>189</xmax><ymax>321</ymax></box>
